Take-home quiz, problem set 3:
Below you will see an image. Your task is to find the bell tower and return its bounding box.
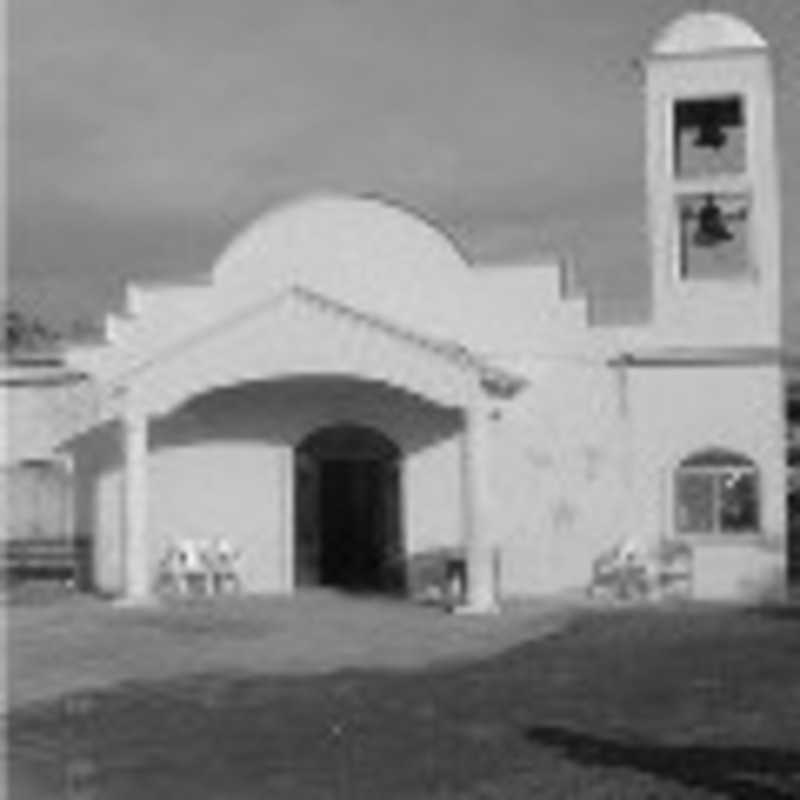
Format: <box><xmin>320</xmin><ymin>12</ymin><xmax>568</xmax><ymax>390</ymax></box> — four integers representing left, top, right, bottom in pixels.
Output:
<box><xmin>645</xmin><ymin>11</ymin><xmax>781</xmax><ymax>347</ymax></box>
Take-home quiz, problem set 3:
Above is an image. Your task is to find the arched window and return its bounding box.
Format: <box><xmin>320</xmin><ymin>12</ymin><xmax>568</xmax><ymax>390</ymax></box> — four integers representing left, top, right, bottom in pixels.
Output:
<box><xmin>674</xmin><ymin>448</ymin><xmax>759</xmax><ymax>534</ymax></box>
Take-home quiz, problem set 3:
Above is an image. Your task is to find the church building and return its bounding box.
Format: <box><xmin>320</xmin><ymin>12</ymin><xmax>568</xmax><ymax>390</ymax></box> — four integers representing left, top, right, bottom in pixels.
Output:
<box><xmin>3</xmin><ymin>12</ymin><xmax>794</xmax><ymax>608</ymax></box>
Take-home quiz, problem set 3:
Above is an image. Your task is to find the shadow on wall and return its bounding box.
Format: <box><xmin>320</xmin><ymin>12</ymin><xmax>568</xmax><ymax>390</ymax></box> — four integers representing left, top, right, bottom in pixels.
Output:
<box><xmin>68</xmin><ymin>378</ymin><xmax>462</xmax><ymax>496</ymax></box>
<box><xmin>525</xmin><ymin>725</ymin><xmax>800</xmax><ymax>800</ymax></box>
<box><xmin>148</xmin><ymin>377</ymin><xmax>462</xmax><ymax>455</ymax></box>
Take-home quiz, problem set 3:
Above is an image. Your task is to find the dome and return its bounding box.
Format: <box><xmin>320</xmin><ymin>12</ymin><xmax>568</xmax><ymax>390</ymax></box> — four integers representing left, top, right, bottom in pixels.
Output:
<box><xmin>652</xmin><ymin>12</ymin><xmax>767</xmax><ymax>56</ymax></box>
<box><xmin>213</xmin><ymin>193</ymin><xmax>469</xmax><ymax>294</ymax></box>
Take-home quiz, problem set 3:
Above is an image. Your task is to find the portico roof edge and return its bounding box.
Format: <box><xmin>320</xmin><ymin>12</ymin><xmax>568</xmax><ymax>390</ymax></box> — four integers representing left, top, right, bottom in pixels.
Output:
<box><xmin>106</xmin><ymin>284</ymin><xmax>526</xmax><ymax>396</ymax></box>
<box><xmin>608</xmin><ymin>346</ymin><xmax>800</xmax><ymax>369</ymax></box>
<box><xmin>290</xmin><ymin>286</ymin><xmax>525</xmax><ymax>393</ymax></box>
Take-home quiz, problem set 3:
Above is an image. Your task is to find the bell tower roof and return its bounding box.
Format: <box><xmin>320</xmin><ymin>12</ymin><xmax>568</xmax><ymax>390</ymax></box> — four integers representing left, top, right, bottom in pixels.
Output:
<box><xmin>652</xmin><ymin>11</ymin><xmax>767</xmax><ymax>57</ymax></box>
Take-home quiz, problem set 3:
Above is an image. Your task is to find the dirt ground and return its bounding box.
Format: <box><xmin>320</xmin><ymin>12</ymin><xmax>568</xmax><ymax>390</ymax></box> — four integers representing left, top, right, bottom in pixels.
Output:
<box><xmin>4</xmin><ymin>589</ymin><xmax>800</xmax><ymax>799</ymax></box>
<box><xmin>2</xmin><ymin>587</ymin><xmax>569</xmax><ymax>710</ymax></box>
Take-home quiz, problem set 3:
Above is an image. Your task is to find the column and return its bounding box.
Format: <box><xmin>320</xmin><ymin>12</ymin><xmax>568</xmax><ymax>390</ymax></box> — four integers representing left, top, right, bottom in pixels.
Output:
<box><xmin>119</xmin><ymin>406</ymin><xmax>151</xmax><ymax>604</ymax></box>
<box><xmin>278</xmin><ymin>445</ymin><xmax>295</xmax><ymax>594</ymax></box>
<box><xmin>615</xmin><ymin>359</ymin><xmax>637</xmax><ymax>543</ymax></box>
<box><xmin>458</xmin><ymin>400</ymin><xmax>499</xmax><ymax>614</ymax></box>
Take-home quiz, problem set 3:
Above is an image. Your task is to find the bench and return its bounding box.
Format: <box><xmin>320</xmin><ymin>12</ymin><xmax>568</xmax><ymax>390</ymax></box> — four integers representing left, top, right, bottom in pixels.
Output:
<box><xmin>1</xmin><ymin>537</ymin><xmax>91</xmax><ymax>588</ymax></box>
<box><xmin>588</xmin><ymin>539</ymin><xmax>693</xmax><ymax>601</ymax></box>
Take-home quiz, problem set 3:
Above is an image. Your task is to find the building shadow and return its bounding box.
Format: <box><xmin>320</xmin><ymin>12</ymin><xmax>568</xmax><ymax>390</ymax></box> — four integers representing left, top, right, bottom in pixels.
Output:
<box><xmin>747</xmin><ymin>607</ymin><xmax>800</xmax><ymax>623</ymax></box>
<box><xmin>525</xmin><ymin>724</ymin><xmax>800</xmax><ymax>799</ymax></box>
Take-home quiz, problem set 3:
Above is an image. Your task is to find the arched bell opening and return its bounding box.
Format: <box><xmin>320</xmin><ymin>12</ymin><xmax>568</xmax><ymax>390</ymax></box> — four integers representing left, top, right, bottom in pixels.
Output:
<box><xmin>294</xmin><ymin>424</ymin><xmax>404</xmax><ymax>594</ymax></box>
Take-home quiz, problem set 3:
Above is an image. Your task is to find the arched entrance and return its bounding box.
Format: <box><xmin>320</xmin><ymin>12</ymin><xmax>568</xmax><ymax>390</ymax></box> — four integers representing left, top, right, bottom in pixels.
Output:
<box><xmin>295</xmin><ymin>425</ymin><xmax>403</xmax><ymax>593</ymax></box>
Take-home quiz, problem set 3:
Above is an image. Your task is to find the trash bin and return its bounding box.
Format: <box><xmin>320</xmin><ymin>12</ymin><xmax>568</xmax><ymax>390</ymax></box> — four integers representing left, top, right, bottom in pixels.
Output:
<box><xmin>445</xmin><ymin>556</ymin><xmax>467</xmax><ymax>607</ymax></box>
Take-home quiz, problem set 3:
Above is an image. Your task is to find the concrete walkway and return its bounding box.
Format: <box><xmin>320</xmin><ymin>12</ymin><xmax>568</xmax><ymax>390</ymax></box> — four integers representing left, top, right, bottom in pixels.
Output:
<box><xmin>4</xmin><ymin>589</ymin><xmax>570</xmax><ymax>711</ymax></box>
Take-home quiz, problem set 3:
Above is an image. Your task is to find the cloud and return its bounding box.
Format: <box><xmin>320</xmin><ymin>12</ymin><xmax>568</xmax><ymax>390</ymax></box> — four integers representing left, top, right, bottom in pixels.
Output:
<box><xmin>8</xmin><ymin>0</ymin><xmax>800</xmax><ymax>344</ymax></box>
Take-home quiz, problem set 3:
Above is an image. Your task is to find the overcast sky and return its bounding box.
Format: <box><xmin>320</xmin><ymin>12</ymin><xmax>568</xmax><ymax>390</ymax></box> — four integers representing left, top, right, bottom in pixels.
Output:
<box><xmin>8</xmin><ymin>0</ymin><xmax>800</xmax><ymax>345</ymax></box>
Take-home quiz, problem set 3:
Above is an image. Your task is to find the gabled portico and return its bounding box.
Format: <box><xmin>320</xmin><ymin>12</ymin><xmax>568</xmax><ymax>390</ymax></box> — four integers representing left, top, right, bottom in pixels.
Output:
<box><xmin>81</xmin><ymin>283</ymin><xmax>523</xmax><ymax>612</ymax></box>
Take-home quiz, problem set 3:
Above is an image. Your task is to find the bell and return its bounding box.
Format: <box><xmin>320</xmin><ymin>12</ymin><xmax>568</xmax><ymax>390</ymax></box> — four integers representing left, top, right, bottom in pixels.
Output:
<box><xmin>694</xmin><ymin>119</ymin><xmax>727</xmax><ymax>150</ymax></box>
<box><xmin>694</xmin><ymin>195</ymin><xmax>734</xmax><ymax>247</ymax></box>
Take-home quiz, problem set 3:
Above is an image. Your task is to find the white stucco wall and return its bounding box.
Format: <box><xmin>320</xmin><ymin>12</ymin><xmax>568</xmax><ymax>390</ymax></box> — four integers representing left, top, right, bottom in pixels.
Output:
<box><xmin>149</xmin><ymin>442</ymin><xmax>285</xmax><ymax>594</ymax></box>
<box><xmin>627</xmin><ymin>364</ymin><xmax>786</xmax><ymax>600</ymax></box>
<box><xmin>482</xmin><ymin>358</ymin><xmax>787</xmax><ymax>601</ymax></box>
<box><xmin>489</xmin><ymin>362</ymin><xmax>628</xmax><ymax>595</ymax></box>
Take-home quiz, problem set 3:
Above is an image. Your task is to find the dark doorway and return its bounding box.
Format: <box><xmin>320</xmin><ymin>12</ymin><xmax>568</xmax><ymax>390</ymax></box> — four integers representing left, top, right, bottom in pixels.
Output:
<box><xmin>295</xmin><ymin>425</ymin><xmax>403</xmax><ymax>593</ymax></box>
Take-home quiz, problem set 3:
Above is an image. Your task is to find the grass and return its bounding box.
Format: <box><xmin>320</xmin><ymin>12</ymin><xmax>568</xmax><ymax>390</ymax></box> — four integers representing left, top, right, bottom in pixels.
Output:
<box><xmin>5</xmin><ymin>592</ymin><xmax>800</xmax><ymax>799</ymax></box>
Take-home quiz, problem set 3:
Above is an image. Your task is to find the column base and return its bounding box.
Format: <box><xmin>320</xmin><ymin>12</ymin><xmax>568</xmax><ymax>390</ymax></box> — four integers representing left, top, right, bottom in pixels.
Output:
<box><xmin>452</xmin><ymin>599</ymin><xmax>500</xmax><ymax>616</ymax></box>
<box><xmin>112</xmin><ymin>594</ymin><xmax>159</xmax><ymax>609</ymax></box>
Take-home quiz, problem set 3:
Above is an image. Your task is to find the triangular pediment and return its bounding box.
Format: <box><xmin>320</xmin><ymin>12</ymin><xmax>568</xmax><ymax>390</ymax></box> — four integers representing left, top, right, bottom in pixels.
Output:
<box><xmin>70</xmin><ymin>284</ymin><xmax>524</xmax><ymax>418</ymax></box>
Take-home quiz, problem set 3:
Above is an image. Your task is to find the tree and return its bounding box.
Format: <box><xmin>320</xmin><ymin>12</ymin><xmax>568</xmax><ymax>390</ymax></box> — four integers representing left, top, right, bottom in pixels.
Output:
<box><xmin>2</xmin><ymin>309</ymin><xmax>60</xmax><ymax>355</ymax></box>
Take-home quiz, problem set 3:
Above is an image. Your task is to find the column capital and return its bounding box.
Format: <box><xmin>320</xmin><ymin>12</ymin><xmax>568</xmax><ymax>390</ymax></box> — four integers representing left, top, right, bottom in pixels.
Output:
<box><xmin>120</xmin><ymin>397</ymin><xmax>149</xmax><ymax>427</ymax></box>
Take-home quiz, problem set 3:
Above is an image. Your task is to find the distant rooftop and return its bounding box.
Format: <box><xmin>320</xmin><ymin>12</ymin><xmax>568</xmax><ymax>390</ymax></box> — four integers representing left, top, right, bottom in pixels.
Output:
<box><xmin>652</xmin><ymin>11</ymin><xmax>767</xmax><ymax>56</ymax></box>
